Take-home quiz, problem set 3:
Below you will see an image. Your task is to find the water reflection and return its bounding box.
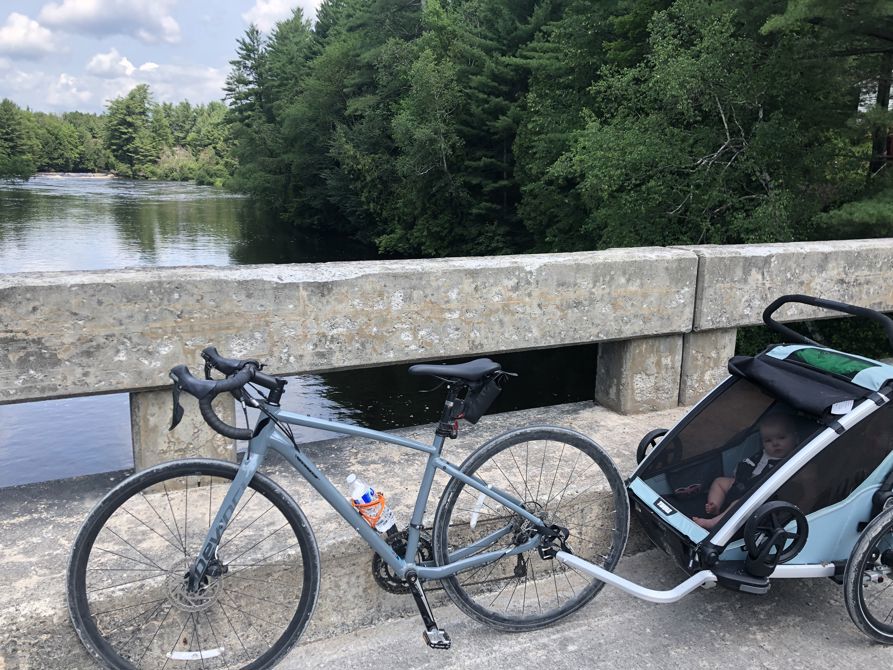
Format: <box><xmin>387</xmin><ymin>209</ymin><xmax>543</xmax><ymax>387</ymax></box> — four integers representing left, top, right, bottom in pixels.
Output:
<box><xmin>0</xmin><ymin>176</ymin><xmax>245</xmax><ymax>271</ymax></box>
<box><xmin>0</xmin><ymin>395</ymin><xmax>132</xmax><ymax>488</ymax></box>
<box><xmin>0</xmin><ymin>175</ymin><xmax>376</xmax><ymax>273</ymax></box>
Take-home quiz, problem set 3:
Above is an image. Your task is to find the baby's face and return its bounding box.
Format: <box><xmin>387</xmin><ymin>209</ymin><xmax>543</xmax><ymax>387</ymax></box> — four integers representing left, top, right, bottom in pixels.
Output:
<box><xmin>761</xmin><ymin>422</ymin><xmax>796</xmax><ymax>459</ymax></box>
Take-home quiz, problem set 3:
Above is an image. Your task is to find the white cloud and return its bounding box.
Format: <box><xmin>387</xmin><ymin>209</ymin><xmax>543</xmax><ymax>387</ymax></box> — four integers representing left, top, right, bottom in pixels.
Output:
<box><xmin>242</xmin><ymin>0</ymin><xmax>319</xmax><ymax>32</ymax></box>
<box><xmin>84</xmin><ymin>62</ymin><xmax>227</xmax><ymax>110</ymax></box>
<box><xmin>0</xmin><ymin>12</ymin><xmax>59</xmax><ymax>59</ymax></box>
<box><xmin>86</xmin><ymin>48</ymin><xmax>135</xmax><ymax>78</ymax></box>
<box><xmin>0</xmin><ymin>64</ymin><xmax>34</xmax><ymax>96</ymax></box>
<box><xmin>39</xmin><ymin>0</ymin><xmax>181</xmax><ymax>44</ymax></box>
<box><xmin>0</xmin><ymin>67</ymin><xmax>91</xmax><ymax>110</ymax></box>
<box><xmin>133</xmin><ymin>63</ymin><xmax>226</xmax><ymax>106</ymax></box>
<box><xmin>47</xmin><ymin>72</ymin><xmax>92</xmax><ymax>106</ymax></box>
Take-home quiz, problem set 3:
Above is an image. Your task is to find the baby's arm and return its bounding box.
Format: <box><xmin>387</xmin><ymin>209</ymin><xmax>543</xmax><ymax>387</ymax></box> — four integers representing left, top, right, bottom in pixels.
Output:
<box><xmin>705</xmin><ymin>476</ymin><xmax>734</xmax><ymax>515</ymax></box>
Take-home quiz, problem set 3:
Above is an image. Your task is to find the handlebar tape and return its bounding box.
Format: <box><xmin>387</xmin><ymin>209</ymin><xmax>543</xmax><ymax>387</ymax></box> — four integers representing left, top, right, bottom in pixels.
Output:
<box><xmin>170</xmin><ymin>363</ymin><xmax>256</xmax><ymax>441</ymax></box>
<box><xmin>201</xmin><ymin>346</ymin><xmax>259</xmax><ymax>376</ymax></box>
<box><xmin>199</xmin><ymin>394</ymin><xmax>254</xmax><ymax>441</ymax></box>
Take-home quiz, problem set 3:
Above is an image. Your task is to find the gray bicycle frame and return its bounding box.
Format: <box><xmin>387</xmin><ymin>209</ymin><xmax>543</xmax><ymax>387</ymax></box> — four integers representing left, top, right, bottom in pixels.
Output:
<box><xmin>194</xmin><ymin>404</ymin><xmax>546</xmax><ymax>583</ymax></box>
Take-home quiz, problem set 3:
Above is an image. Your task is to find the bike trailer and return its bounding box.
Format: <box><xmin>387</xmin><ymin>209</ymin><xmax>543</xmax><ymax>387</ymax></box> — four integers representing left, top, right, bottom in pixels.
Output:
<box><xmin>627</xmin><ymin>295</ymin><xmax>893</xmax><ymax>591</ymax></box>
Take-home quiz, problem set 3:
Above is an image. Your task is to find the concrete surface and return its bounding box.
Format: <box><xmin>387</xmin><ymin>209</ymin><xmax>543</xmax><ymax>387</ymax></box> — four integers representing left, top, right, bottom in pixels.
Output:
<box><xmin>679</xmin><ymin>329</ymin><xmax>737</xmax><ymax>405</ymax></box>
<box><xmin>5</xmin><ymin>239</ymin><xmax>893</xmax><ymax>472</ymax></box>
<box><xmin>283</xmin><ymin>548</ymin><xmax>873</xmax><ymax>670</ymax></box>
<box><xmin>684</xmin><ymin>239</ymin><xmax>893</xmax><ymax>330</ymax></box>
<box><xmin>596</xmin><ymin>335</ymin><xmax>684</xmax><ymax>414</ymax></box>
<box><xmin>130</xmin><ymin>388</ymin><xmax>237</xmax><ymax>468</ymax></box>
<box><xmin>0</xmin><ymin>248</ymin><xmax>697</xmax><ymax>404</ymax></box>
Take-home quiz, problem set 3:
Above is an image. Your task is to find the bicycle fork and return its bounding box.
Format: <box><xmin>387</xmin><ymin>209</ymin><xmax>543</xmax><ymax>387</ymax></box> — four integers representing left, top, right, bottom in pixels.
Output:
<box><xmin>186</xmin><ymin>450</ymin><xmax>262</xmax><ymax>592</ymax></box>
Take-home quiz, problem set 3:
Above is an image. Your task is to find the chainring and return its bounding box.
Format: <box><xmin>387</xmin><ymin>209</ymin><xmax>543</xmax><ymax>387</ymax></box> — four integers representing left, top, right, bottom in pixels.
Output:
<box><xmin>372</xmin><ymin>529</ymin><xmax>434</xmax><ymax>594</ymax></box>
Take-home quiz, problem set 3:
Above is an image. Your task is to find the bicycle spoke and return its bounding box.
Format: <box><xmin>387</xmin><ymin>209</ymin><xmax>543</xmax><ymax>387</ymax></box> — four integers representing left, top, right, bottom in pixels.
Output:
<box><xmin>437</xmin><ymin>430</ymin><xmax>627</xmax><ymax>630</ymax></box>
<box><xmin>225</xmin><ymin>533</ymin><xmax>296</xmax><ymax>569</ymax></box>
<box><xmin>190</xmin><ymin>613</ymin><xmax>206</xmax><ymax>670</ymax></box>
<box><xmin>136</xmin><ymin>603</ymin><xmax>175</xmax><ymax>668</ymax></box>
<box><xmin>218</xmin><ymin>503</ymin><xmax>277</xmax><ymax>553</ymax></box>
<box><xmin>101</xmin><ymin>597</ymin><xmax>168</xmax><ymax>637</ymax></box>
<box><xmin>184</xmin><ymin>478</ymin><xmax>189</xmax><ymax>559</ymax></box>
<box><xmin>116</xmin><ymin>599</ymin><xmax>169</xmax><ymax>660</ymax></box>
<box><xmin>93</xmin><ymin>596</ymin><xmax>167</xmax><ymax>619</ymax></box>
<box><xmin>120</xmin><ymin>505</ymin><xmax>185</xmax><ymax>556</ymax></box>
<box><xmin>161</xmin><ymin>610</ymin><xmax>192</xmax><ymax>670</ymax></box>
<box><xmin>73</xmin><ymin>463</ymin><xmax>318</xmax><ymax>670</ymax></box>
<box><xmin>92</xmin><ymin>545</ymin><xmax>166</xmax><ymax>572</ymax></box>
<box><xmin>89</xmin><ymin>570</ymin><xmax>169</xmax><ymax>593</ymax></box>
<box><xmin>139</xmin><ymin>492</ymin><xmax>186</xmax><ymax>555</ymax></box>
<box><xmin>214</xmin><ymin>591</ymin><xmax>253</xmax><ymax>664</ymax></box>
<box><xmin>162</xmin><ymin>482</ymin><xmax>186</xmax><ymax>559</ymax></box>
<box><xmin>103</xmin><ymin>526</ymin><xmax>168</xmax><ymax>572</ymax></box>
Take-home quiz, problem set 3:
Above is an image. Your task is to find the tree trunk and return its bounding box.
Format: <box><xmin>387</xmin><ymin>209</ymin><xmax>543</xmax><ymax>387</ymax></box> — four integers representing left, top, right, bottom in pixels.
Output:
<box><xmin>869</xmin><ymin>51</ymin><xmax>893</xmax><ymax>176</ymax></box>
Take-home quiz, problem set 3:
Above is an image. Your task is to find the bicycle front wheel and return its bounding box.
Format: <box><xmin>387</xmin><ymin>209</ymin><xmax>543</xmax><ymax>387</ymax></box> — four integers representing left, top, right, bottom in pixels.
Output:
<box><xmin>67</xmin><ymin>459</ymin><xmax>320</xmax><ymax>670</ymax></box>
<box><xmin>433</xmin><ymin>426</ymin><xmax>629</xmax><ymax>631</ymax></box>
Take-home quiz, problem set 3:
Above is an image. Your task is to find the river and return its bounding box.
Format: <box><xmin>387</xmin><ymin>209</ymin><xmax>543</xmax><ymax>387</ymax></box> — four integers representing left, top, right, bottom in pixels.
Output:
<box><xmin>0</xmin><ymin>175</ymin><xmax>596</xmax><ymax>487</ymax></box>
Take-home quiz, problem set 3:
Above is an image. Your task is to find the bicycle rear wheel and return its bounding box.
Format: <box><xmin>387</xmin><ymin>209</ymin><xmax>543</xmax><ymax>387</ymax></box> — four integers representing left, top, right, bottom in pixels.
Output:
<box><xmin>844</xmin><ymin>505</ymin><xmax>893</xmax><ymax>644</ymax></box>
<box><xmin>433</xmin><ymin>426</ymin><xmax>629</xmax><ymax>631</ymax></box>
<box><xmin>67</xmin><ymin>459</ymin><xmax>320</xmax><ymax>669</ymax></box>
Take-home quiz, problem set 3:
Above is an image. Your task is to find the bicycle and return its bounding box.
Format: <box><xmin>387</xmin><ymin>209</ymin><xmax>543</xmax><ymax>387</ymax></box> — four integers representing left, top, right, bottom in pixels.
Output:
<box><xmin>67</xmin><ymin>347</ymin><xmax>629</xmax><ymax>669</ymax></box>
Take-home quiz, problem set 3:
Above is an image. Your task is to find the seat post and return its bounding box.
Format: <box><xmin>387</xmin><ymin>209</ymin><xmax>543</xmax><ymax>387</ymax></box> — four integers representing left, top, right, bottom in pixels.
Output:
<box><xmin>435</xmin><ymin>383</ymin><xmax>462</xmax><ymax>438</ymax></box>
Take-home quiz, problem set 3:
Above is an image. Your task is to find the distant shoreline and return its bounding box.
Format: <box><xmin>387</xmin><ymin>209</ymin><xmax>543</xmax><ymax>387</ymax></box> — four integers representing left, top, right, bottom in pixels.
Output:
<box><xmin>37</xmin><ymin>172</ymin><xmax>116</xmax><ymax>179</ymax></box>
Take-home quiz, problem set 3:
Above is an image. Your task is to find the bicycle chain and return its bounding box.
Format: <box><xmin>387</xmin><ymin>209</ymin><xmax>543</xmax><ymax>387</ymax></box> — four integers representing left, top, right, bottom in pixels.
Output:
<box><xmin>372</xmin><ymin>529</ymin><xmax>436</xmax><ymax>594</ymax></box>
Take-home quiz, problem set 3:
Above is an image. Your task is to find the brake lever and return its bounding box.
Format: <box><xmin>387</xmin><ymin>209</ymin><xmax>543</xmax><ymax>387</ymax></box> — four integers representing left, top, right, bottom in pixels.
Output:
<box><xmin>169</xmin><ymin>379</ymin><xmax>185</xmax><ymax>431</ymax></box>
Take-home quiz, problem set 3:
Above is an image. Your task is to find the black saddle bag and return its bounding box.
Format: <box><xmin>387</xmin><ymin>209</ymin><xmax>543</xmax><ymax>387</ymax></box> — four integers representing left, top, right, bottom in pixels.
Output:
<box><xmin>461</xmin><ymin>374</ymin><xmax>503</xmax><ymax>424</ymax></box>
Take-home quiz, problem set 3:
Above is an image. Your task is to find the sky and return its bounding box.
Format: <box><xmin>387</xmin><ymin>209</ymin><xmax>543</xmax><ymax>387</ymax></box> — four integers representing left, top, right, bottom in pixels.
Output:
<box><xmin>0</xmin><ymin>0</ymin><xmax>322</xmax><ymax>114</ymax></box>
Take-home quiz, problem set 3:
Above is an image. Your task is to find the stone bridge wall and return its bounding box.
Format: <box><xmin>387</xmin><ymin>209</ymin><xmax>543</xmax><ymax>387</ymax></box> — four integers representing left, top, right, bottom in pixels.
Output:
<box><xmin>1</xmin><ymin>239</ymin><xmax>891</xmax><ymax>468</ymax></box>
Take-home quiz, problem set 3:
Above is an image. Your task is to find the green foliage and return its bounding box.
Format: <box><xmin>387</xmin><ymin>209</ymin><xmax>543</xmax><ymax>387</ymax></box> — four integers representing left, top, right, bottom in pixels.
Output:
<box><xmin>104</xmin><ymin>84</ymin><xmax>157</xmax><ymax>177</ymax></box>
<box><xmin>216</xmin><ymin>0</ymin><xmax>888</xmax><ymax>257</ymax></box>
<box><xmin>762</xmin><ymin>0</ymin><xmax>893</xmax><ymax>177</ymax></box>
<box><xmin>812</xmin><ymin>182</ymin><xmax>893</xmax><ymax>237</ymax></box>
<box><xmin>3</xmin><ymin>0</ymin><xmax>891</xmax><ymax>251</ymax></box>
<box><xmin>738</xmin><ymin>314</ymin><xmax>893</xmax><ymax>361</ymax></box>
<box><xmin>536</xmin><ymin>0</ymin><xmax>867</xmax><ymax>249</ymax></box>
<box><xmin>0</xmin><ymin>99</ymin><xmax>37</xmax><ymax>180</ymax></box>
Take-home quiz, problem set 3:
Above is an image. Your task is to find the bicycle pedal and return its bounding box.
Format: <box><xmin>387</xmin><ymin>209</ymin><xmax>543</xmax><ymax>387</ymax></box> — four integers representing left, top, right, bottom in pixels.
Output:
<box><xmin>423</xmin><ymin>627</ymin><xmax>451</xmax><ymax>650</ymax></box>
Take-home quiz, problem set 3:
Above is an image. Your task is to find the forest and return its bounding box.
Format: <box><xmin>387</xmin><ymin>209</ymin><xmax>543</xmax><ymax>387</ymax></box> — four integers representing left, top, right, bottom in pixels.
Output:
<box><xmin>1</xmin><ymin>0</ymin><xmax>891</xmax><ymax>256</ymax></box>
<box><xmin>0</xmin><ymin>89</ymin><xmax>232</xmax><ymax>185</ymax></box>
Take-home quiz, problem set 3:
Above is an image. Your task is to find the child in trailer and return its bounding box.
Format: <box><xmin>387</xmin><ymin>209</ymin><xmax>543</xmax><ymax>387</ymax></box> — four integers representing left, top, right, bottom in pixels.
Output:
<box><xmin>693</xmin><ymin>413</ymin><xmax>800</xmax><ymax>530</ymax></box>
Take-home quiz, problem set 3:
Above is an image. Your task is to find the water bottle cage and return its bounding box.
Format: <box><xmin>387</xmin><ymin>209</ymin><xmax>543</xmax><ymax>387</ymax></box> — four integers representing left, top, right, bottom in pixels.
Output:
<box><xmin>352</xmin><ymin>492</ymin><xmax>388</xmax><ymax>528</ymax></box>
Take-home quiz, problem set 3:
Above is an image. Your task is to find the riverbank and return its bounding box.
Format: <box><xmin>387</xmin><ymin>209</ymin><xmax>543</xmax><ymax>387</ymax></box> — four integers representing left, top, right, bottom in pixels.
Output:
<box><xmin>36</xmin><ymin>172</ymin><xmax>116</xmax><ymax>179</ymax></box>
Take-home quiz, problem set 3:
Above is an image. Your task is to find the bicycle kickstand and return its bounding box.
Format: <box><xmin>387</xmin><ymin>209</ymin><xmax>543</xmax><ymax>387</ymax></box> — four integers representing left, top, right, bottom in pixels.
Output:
<box><xmin>405</xmin><ymin>571</ymin><xmax>451</xmax><ymax>650</ymax></box>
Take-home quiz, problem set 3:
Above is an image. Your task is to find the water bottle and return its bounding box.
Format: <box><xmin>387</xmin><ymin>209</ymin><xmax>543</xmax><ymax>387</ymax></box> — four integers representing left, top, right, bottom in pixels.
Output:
<box><xmin>346</xmin><ymin>473</ymin><xmax>397</xmax><ymax>534</ymax></box>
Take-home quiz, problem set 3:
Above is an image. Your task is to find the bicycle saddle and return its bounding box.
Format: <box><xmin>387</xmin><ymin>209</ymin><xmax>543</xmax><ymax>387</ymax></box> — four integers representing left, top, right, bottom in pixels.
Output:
<box><xmin>408</xmin><ymin>358</ymin><xmax>501</xmax><ymax>382</ymax></box>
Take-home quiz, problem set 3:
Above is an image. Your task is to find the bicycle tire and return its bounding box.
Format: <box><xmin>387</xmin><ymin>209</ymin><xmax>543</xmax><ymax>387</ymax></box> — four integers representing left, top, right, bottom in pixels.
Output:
<box><xmin>67</xmin><ymin>459</ymin><xmax>320</xmax><ymax>669</ymax></box>
<box><xmin>432</xmin><ymin>426</ymin><xmax>629</xmax><ymax>631</ymax></box>
<box><xmin>844</xmin><ymin>505</ymin><xmax>893</xmax><ymax>644</ymax></box>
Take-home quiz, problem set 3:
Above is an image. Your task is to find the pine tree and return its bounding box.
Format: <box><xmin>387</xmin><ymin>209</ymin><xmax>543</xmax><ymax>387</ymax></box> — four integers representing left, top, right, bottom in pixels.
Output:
<box><xmin>104</xmin><ymin>84</ymin><xmax>157</xmax><ymax>177</ymax></box>
<box><xmin>0</xmin><ymin>99</ymin><xmax>36</xmax><ymax>180</ymax></box>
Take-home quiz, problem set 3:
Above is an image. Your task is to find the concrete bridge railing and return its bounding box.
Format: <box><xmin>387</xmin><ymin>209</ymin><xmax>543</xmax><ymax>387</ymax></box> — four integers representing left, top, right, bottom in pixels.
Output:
<box><xmin>1</xmin><ymin>239</ymin><xmax>891</xmax><ymax>470</ymax></box>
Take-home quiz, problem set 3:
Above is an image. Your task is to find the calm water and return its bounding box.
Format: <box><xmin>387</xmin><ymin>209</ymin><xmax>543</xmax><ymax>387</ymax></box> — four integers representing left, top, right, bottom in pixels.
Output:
<box><xmin>0</xmin><ymin>175</ymin><xmax>595</xmax><ymax>487</ymax></box>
